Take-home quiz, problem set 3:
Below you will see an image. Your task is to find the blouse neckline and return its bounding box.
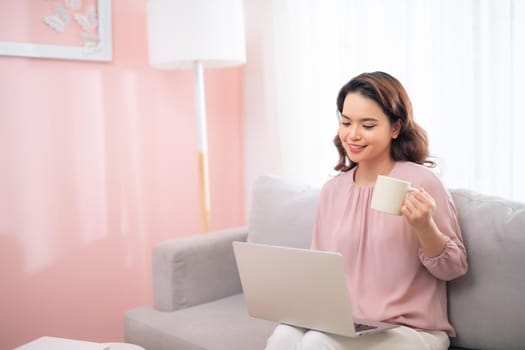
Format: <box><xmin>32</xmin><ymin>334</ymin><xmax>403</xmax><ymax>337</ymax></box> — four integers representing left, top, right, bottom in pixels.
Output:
<box><xmin>350</xmin><ymin>161</ymin><xmax>400</xmax><ymax>189</ymax></box>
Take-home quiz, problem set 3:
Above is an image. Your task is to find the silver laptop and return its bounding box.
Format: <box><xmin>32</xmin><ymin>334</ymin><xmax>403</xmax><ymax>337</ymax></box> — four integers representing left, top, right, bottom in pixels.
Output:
<box><xmin>232</xmin><ymin>241</ymin><xmax>398</xmax><ymax>337</ymax></box>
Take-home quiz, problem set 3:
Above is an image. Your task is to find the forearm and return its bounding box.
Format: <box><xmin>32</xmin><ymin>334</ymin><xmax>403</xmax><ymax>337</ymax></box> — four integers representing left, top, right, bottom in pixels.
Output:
<box><xmin>414</xmin><ymin>217</ymin><xmax>447</xmax><ymax>258</ymax></box>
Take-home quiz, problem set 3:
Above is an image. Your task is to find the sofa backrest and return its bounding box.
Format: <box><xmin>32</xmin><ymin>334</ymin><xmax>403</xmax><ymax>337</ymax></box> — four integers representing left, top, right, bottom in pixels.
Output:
<box><xmin>448</xmin><ymin>189</ymin><xmax>525</xmax><ymax>350</ymax></box>
<box><xmin>247</xmin><ymin>176</ymin><xmax>525</xmax><ymax>350</ymax></box>
<box><xmin>247</xmin><ymin>175</ymin><xmax>319</xmax><ymax>249</ymax></box>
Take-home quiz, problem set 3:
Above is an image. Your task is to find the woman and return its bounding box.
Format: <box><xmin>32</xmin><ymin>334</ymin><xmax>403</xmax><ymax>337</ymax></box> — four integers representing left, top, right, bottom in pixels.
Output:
<box><xmin>265</xmin><ymin>72</ymin><xmax>468</xmax><ymax>350</ymax></box>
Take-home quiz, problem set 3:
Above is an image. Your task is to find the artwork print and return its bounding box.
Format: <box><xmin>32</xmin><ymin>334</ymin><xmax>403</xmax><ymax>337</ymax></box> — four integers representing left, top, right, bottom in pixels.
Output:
<box><xmin>0</xmin><ymin>0</ymin><xmax>112</xmax><ymax>61</ymax></box>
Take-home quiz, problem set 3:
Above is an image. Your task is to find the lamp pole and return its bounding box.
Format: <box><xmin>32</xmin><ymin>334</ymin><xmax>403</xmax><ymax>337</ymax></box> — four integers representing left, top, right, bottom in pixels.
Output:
<box><xmin>193</xmin><ymin>61</ymin><xmax>210</xmax><ymax>232</ymax></box>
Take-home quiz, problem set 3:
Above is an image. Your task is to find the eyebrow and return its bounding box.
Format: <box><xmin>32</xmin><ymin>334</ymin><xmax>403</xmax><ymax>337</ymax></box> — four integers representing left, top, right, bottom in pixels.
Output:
<box><xmin>340</xmin><ymin>114</ymin><xmax>379</xmax><ymax>122</ymax></box>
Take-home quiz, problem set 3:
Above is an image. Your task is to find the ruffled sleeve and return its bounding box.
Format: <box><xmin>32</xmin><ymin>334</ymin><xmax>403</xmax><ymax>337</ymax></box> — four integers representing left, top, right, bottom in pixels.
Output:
<box><xmin>419</xmin><ymin>236</ymin><xmax>468</xmax><ymax>281</ymax></box>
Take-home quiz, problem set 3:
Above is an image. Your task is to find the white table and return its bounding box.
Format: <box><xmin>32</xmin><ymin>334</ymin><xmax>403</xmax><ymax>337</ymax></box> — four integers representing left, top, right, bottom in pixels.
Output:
<box><xmin>15</xmin><ymin>337</ymin><xmax>145</xmax><ymax>350</ymax></box>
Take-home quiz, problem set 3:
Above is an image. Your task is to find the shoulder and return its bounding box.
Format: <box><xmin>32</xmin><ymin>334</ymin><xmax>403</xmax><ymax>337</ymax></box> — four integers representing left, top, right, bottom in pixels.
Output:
<box><xmin>393</xmin><ymin>161</ymin><xmax>449</xmax><ymax>194</ymax></box>
<box><xmin>393</xmin><ymin>161</ymin><xmax>441</xmax><ymax>186</ymax></box>
<box><xmin>320</xmin><ymin>169</ymin><xmax>354</xmax><ymax>196</ymax></box>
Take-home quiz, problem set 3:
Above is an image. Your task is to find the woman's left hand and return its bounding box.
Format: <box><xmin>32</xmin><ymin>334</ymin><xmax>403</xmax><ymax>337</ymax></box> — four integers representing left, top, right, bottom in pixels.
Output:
<box><xmin>401</xmin><ymin>187</ymin><xmax>436</xmax><ymax>231</ymax></box>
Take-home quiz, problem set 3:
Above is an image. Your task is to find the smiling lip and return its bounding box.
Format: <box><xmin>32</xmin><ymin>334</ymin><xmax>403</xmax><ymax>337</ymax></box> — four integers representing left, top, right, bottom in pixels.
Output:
<box><xmin>348</xmin><ymin>144</ymin><xmax>366</xmax><ymax>153</ymax></box>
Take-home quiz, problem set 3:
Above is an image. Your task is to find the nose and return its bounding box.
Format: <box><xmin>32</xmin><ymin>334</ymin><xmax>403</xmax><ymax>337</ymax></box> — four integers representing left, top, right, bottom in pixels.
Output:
<box><xmin>344</xmin><ymin>125</ymin><xmax>361</xmax><ymax>141</ymax></box>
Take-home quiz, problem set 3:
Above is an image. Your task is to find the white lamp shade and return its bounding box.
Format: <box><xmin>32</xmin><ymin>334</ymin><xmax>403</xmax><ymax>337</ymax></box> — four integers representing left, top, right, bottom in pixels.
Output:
<box><xmin>147</xmin><ymin>0</ymin><xmax>246</xmax><ymax>69</ymax></box>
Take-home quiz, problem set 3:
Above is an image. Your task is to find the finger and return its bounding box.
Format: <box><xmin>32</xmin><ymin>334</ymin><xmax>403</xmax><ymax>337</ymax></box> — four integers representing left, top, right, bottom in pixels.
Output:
<box><xmin>414</xmin><ymin>187</ymin><xmax>435</xmax><ymax>203</ymax></box>
<box><xmin>400</xmin><ymin>204</ymin><xmax>413</xmax><ymax>218</ymax></box>
<box><xmin>407</xmin><ymin>191</ymin><xmax>426</xmax><ymax>208</ymax></box>
<box><xmin>407</xmin><ymin>191</ymin><xmax>432</xmax><ymax>215</ymax></box>
<box><xmin>403</xmin><ymin>193</ymin><xmax>423</xmax><ymax>214</ymax></box>
<box><xmin>403</xmin><ymin>196</ymin><xmax>419</xmax><ymax>215</ymax></box>
<box><xmin>410</xmin><ymin>187</ymin><xmax>436</xmax><ymax>208</ymax></box>
<box><xmin>407</xmin><ymin>187</ymin><xmax>425</xmax><ymax>200</ymax></box>
<box><xmin>402</xmin><ymin>203</ymin><xmax>420</xmax><ymax>221</ymax></box>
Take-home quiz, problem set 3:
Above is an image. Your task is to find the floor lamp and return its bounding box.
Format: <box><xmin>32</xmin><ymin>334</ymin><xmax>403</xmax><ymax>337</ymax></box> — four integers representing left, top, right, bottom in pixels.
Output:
<box><xmin>146</xmin><ymin>0</ymin><xmax>246</xmax><ymax>232</ymax></box>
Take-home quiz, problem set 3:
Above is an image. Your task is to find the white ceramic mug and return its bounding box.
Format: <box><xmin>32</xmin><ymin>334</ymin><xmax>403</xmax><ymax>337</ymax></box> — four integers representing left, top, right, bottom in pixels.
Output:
<box><xmin>370</xmin><ymin>175</ymin><xmax>414</xmax><ymax>215</ymax></box>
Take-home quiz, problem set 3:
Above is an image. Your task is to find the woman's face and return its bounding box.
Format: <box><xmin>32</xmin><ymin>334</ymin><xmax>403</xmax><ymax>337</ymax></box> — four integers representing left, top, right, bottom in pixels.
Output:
<box><xmin>338</xmin><ymin>92</ymin><xmax>400</xmax><ymax>168</ymax></box>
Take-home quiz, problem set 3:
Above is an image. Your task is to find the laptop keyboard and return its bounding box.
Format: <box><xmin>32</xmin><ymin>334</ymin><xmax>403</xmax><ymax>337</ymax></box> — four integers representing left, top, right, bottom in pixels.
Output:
<box><xmin>354</xmin><ymin>323</ymin><xmax>378</xmax><ymax>332</ymax></box>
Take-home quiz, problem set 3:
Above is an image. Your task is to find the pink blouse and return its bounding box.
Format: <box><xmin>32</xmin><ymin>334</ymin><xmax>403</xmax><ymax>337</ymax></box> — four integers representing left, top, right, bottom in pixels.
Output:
<box><xmin>311</xmin><ymin>161</ymin><xmax>468</xmax><ymax>336</ymax></box>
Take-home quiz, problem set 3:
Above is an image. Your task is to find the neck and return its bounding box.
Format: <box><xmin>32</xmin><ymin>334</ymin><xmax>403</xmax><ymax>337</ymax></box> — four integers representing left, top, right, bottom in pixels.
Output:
<box><xmin>354</xmin><ymin>158</ymin><xmax>396</xmax><ymax>186</ymax></box>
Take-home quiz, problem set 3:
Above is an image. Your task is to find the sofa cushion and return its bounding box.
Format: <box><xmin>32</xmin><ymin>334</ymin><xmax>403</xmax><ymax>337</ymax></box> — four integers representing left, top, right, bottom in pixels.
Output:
<box><xmin>247</xmin><ymin>175</ymin><xmax>320</xmax><ymax>248</ymax></box>
<box><xmin>448</xmin><ymin>189</ymin><xmax>525</xmax><ymax>350</ymax></box>
<box><xmin>125</xmin><ymin>294</ymin><xmax>277</xmax><ymax>350</ymax></box>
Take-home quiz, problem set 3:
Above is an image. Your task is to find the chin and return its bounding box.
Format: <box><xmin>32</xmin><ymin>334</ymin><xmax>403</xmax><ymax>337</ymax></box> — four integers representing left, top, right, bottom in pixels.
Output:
<box><xmin>347</xmin><ymin>154</ymin><xmax>363</xmax><ymax>164</ymax></box>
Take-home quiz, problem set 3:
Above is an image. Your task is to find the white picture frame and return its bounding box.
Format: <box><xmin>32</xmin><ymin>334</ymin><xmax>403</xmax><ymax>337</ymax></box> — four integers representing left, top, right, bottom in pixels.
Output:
<box><xmin>0</xmin><ymin>0</ymin><xmax>112</xmax><ymax>62</ymax></box>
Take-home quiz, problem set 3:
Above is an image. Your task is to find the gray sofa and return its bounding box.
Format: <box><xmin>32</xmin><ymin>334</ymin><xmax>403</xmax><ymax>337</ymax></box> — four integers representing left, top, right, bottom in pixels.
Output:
<box><xmin>124</xmin><ymin>175</ymin><xmax>525</xmax><ymax>350</ymax></box>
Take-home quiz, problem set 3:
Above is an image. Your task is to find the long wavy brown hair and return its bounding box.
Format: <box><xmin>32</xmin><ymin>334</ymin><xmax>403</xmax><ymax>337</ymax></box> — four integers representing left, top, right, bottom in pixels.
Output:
<box><xmin>334</xmin><ymin>71</ymin><xmax>434</xmax><ymax>172</ymax></box>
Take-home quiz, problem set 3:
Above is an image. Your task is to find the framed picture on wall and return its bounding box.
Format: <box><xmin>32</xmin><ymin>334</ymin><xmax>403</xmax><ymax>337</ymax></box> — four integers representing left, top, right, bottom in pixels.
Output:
<box><xmin>0</xmin><ymin>0</ymin><xmax>112</xmax><ymax>62</ymax></box>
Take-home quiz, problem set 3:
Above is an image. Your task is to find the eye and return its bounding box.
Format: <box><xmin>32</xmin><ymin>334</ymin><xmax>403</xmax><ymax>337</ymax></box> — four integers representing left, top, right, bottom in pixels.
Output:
<box><xmin>363</xmin><ymin>124</ymin><xmax>376</xmax><ymax>129</ymax></box>
<box><xmin>341</xmin><ymin>121</ymin><xmax>351</xmax><ymax>127</ymax></box>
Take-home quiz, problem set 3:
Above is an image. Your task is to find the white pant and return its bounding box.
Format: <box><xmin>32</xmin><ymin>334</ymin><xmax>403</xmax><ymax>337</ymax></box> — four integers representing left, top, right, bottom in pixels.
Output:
<box><xmin>265</xmin><ymin>324</ymin><xmax>450</xmax><ymax>350</ymax></box>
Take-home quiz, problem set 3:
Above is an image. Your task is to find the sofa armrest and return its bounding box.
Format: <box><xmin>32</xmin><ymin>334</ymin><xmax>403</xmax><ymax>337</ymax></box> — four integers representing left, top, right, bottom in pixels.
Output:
<box><xmin>153</xmin><ymin>226</ymin><xmax>248</xmax><ymax>311</ymax></box>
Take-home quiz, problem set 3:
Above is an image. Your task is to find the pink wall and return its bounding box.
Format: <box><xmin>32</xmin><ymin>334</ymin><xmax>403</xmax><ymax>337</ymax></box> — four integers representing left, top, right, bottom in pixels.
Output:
<box><xmin>0</xmin><ymin>1</ymin><xmax>245</xmax><ymax>349</ymax></box>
